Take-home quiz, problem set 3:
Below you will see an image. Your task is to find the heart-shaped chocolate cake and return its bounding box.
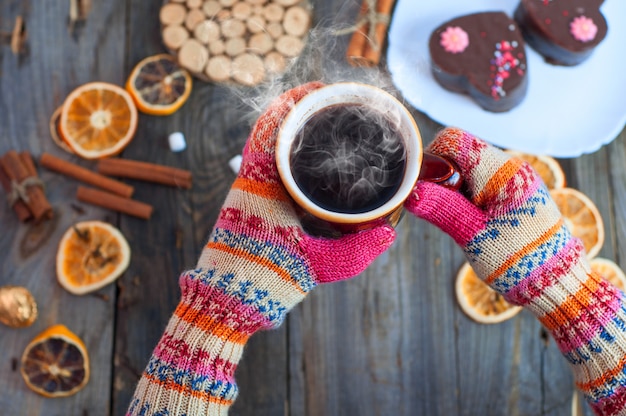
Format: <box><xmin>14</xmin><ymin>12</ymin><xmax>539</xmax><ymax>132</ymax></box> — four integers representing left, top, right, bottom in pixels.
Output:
<box><xmin>514</xmin><ymin>0</ymin><xmax>608</xmax><ymax>66</ymax></box>
<box><xmin>429</xmin><ymin>12</ymin><xmax>528</xmax><ymax>113</ymax></box>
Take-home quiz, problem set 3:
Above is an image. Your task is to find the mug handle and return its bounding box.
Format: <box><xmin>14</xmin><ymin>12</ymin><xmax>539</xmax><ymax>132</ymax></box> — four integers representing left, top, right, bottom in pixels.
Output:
<box><xmin>418</xmin><ymin>152</ymin><xmax>463</xmax><ymax>191</ymax></box>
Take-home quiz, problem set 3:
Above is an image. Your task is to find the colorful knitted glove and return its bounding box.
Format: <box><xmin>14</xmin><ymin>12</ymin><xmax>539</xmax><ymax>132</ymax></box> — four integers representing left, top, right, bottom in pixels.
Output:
<box><xmin>405</xmin><ymin>127</ymin><xmax>626</xmax><ymax>416</ymax></box>
<box><xmin>127</xmin><ymin>82</ymin><xmax>396</xmax><ymax>416</ymax></box>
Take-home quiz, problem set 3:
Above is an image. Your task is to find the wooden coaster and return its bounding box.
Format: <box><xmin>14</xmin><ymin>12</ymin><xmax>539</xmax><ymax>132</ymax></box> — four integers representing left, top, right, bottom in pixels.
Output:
<box><xmin>160</xmin><ymin>0</ymin><xmax>312</xmax><ymax>86</ymax></box>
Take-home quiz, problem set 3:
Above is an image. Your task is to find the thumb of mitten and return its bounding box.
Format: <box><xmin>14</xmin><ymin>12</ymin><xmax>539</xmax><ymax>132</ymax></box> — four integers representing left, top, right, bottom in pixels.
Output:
<box><xmin>301</xmin><ymin>225</ymin><xmax>396</xmax><ymax>283</ymax></box>
<box><xmin>405</xmin><ymin>181</ymin><xmax>487</xmax><ymax>246</ymax></box>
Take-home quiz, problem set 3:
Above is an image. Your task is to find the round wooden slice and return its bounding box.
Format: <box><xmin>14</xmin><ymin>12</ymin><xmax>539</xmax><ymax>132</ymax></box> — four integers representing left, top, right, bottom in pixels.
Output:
<box><xmin>215</xmin><ymin>9</ymin><xmax>232</xmax><ymax>21</ymax></box>
<box><xmin>266</xmin><ymin>21</ymin><xmax>283</xmax><ymax>39</ymax></box>
<box><xmin>221</xmin><ymin>18</ymin><xmax>246</xmax><ymax>38</ymax></box>
<box><xmin>232</xmin><ymin>2</ymin><xmax>252</xmax><ymax>19</ymax></box>
<box><xmin>249</xmin><ymin>32</ymin><xmax>273</xmax><ymax>54</ymax></box>
<box><xmin>283</xmin><ymin>6</ymin><xmax>310</xmax><ymax>36</ymax></box>
<box><xmin>185</xmin><ymin>8</ymin><xmax>206</xmax><ymax>30</ymax></box>
<box><xmin>264</xmin><ymin>51</ymin><xmax>286</xmax><ymax>73</ymax></box>
<box><xmin>209</xmin><ymin>39</ymin><xmax>226</xmax><ymax>54</ymax></box>
<box><xmin>232</xmin><ymin>53</ymin><xmax>265</xmax><ymax>86</ymax></box>
<box><xmin>206</xmin><ymin>55</ymin><xmax>232</xmax><ymax>82</ymax></box>
<box><xmin>178</xmin><ymin>38</ymin><xmax>209</xmax><ymax>73</ymax></box>
<box><xmin>203</xmin><ymin>1</ymin><xmax>221</xmax><ymax>17</ymax></box>
<box><xmin>263</xmin><ymin>4</ymin><xmax>284</xmax><ymax>22</ymax></box>
<box><xmin>246</xmin><ymin>15</ymin><xmax>266</xmax><ymax>33</ymax></box>
<box><xmin>194</xmin><ymin>20</ymin><xmax>221</xmax><ymax>44</ymax></box>
<box><xmin>163</xmin><ymin>25</ymin><xmax>190</xmax><ymax>49</ymax></box>
<box><xmin>160</xmin><ymin>3</ymin><xmax>186</xmax><ymax>25</ymax></box>
<box><xmin>275</xmin><ymin>34</ymin><xmax>303</xmax><ymax>57</ymax></box>
<box><xmin>225</xmin><ymin>37</ymin><xmax>246</xmax><ymax>56</ymax></box>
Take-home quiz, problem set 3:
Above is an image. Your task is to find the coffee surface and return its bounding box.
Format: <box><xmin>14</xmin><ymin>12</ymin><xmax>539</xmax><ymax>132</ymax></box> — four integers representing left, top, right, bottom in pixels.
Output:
<box><xmin>290</xmin><ymin>104</ymin><xmax>406</xmax><ymax>214</ymax></box>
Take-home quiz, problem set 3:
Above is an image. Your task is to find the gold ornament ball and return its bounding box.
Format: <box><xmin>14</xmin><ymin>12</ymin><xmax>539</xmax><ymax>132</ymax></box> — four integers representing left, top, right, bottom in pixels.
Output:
<box><xmin>0</xmin><ymin>286</ymin><xmax>38</xmax><ymax>328</ymax></box>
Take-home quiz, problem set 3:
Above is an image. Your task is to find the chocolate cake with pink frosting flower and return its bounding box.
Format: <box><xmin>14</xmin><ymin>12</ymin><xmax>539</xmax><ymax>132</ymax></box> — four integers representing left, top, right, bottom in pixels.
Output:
<box><xmin>514</xmin><ymin>0</ymin><xmax>608</xmax><ymax>66</ymax></box>
<box><xmin>428</xmin><ymin>12</ymin><xmax>528</xmax><ymax>113</ymax></box>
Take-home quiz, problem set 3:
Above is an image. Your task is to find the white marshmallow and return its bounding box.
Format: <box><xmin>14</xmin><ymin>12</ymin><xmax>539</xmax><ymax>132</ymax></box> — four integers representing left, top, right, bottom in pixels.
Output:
<box><xmin>228</xmin><ymin>154</ymin><xmax>242</xmax><ymax>174</ymax></box>
<box><xmin>168</xmin><ymin>132</ymin><xmax>186</xmax><ymax>152</ymax></box>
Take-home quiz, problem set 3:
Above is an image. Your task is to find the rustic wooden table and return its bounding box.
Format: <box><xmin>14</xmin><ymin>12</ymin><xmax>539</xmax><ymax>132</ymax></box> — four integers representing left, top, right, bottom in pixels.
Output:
<box><xmin>1</xmin><ymin>1</ymin><xmax>624</xmax><ymax>415</ymax></box>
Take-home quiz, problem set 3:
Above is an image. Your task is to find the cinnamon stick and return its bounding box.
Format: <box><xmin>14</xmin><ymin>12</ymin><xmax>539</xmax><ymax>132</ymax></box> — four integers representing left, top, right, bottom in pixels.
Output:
<box><xmin>345</xmin><ymin>0</ymin><xmax>396</xmax><ymax>67</ymax></box>
<box><xmin>18</xmin><ymin>152</ymin><xmax>38</xmax><ymax>177</ymax></box>
<box><xmin>40</xmin><ymin>153</ymin><xmax>134</xmax><ymax>198</ymax></box>
<box><xmin>0</xmin><ymin>150</ymin><xmax>52</xmax><ymax>222</ymax></box>
<box><xmin>10</xmin><ymin>16</ymin><xmax>26</xmax><ymax>55</ymax></box>
<box><xmin>96</xmin><ymin>158</ymin><xmax>192</xmax><ymax>189</ymax></box>
<box><xmin>364</xmin><ymin>0</ymin><xmax>395</xmax><ymax>65</ymax></box>
<box><xmin>0</xmin><ymin>164</ymin><xmax>32</xmax><ymax>222</ymax></box>
<box><xmin>345</xmin><ymin>1</ymin><xmax>370</xmax><ymax>66</ymax></box>
<box><xmin>76</xmin><ymin>186</ymin><xmax>153</xmax><ymax>219</ymax></box>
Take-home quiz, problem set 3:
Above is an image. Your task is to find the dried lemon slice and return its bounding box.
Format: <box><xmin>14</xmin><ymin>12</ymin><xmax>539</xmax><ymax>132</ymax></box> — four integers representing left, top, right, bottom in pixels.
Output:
<box><xmin>455</xmin><ymin>262</ymin><xmax>522</xmax><ymax>324</ymax></box>
<box><xmin>21</xmin><ymin>324</ymin><xmax>89</xmax><ymax>398</ymax></box>
<box><xmin>589</xmin><ymin>257</ymin><xmax>626</xmax><ymax>292</ymax></box>
<box><xmin>126</xmin><ymin>54</ymin><xmax>192</xmax><ymax>116</ymax></box>
<box><xmin>505</xmin><ymin>150</ymin><xmax>566</xmax><ymax>190</ymax></box>
<box><xmin>56</xmin><ymin>221</ymin><xmax>131</xmax><ymax>295</ymax></box>
<box><xmin>550</xmin><ymin>188</ymin><xmax>605</xmax><ymax>259</ymax></box>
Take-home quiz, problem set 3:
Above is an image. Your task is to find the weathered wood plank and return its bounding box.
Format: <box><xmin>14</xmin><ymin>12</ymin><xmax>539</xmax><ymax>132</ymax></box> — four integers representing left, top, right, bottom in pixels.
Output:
<box><xmin>0</xmin><ymin>0</ymin><xmax>127</xmax><ymax>414</ymax></box>
<box><xmin>607</xmin><ymin>130</ymin><xmax>626</xmax><ymax>264</ymax></box>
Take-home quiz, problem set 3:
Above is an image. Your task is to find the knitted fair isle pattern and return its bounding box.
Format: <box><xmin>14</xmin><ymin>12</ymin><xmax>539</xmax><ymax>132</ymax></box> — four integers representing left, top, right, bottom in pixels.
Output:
<box><xmin>127</xmin><ymin>83</ymin><xmax>395</xmax><ymax>416</ymax></box>
<box><xmin>408</xmin><ymin>127</ymin><xmax>626</xmax><ymax>416</ymax></box>
<box><xmin>127</xmin><ymin>85</ymin><xmax>321</xmax><ymax>416</ymax></box>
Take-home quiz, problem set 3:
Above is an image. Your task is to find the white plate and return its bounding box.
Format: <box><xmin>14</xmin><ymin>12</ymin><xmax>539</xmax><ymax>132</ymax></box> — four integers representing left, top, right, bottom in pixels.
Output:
<box><xmin>387</xmin><ymin>0</ymin><xmax>626</xmax><ymax>158</ymax></box>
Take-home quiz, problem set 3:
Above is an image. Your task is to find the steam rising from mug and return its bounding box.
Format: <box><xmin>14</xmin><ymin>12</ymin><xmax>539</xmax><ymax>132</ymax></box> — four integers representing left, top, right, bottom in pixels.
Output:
<box><xmin>289</xmin><ymin>104</ymin><xmax>406</xmax><ymax>214</ymax></box>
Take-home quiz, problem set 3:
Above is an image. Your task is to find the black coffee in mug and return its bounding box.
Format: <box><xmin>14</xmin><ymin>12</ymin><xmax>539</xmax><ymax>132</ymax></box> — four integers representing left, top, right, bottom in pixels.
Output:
<box><xmin>289</xmin><ymin>103</ymin><xmax>407</xmax><ymax>214</ymax></box>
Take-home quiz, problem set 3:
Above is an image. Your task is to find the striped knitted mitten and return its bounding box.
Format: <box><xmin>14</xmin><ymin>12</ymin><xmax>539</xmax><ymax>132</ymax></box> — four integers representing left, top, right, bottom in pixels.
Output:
<box><xmin>127</xmin><ymin>82</ymin><xmax>396</xmax><ymax>416</ymax></box>
<box><xmin>405</xmin><ymin>127</ymin><xmax>626</xmax><ymax>416</ymax></box>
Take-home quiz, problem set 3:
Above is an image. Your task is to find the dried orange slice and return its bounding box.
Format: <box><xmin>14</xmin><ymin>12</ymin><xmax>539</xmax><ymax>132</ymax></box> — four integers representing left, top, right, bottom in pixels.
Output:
<box><xmin>505</xmin><ymin>150</ymin><xmax>566</xmax><ymax>190</ymax></box>
<box><xmin>21</xmin><ymin>324</ymin><xmax>89</xmax><ymax>398</ymax></box>
<box><xmin>126</xmin><ymin>54</ymin><xmax>192</xmax><ymax>116</ymax></box>
<box><xmin>590</xmin><ymin>257</ymin><xmax>626</xmax><ymax>292</ymax></box>
<box><xmin>455</xmin><ymin>262</ymin><xmax>522</xmax><ymax>324</ymax></box>
<box><xmin>56</xmin><ymin>221</ymin><xmax>131</xmax><ymax>295</ymax></box>
<box><xmin>571</xmin><ymin>390</ymin><xmax>585</xmax><ymax>416</ymax></box>
<box><xmin>551</xmin><ymin>188</ymin><xmax>605</xmax><ymax>259</ymax></box>
<box><xmin>49</xmin><ymin>106</ymin><xmax>74</xmax><ymax>154</ymax></box>
<box><xmin>59</xmin><ymin>82</ymin><xmax>138</xmax><ymax>160</ymax></box>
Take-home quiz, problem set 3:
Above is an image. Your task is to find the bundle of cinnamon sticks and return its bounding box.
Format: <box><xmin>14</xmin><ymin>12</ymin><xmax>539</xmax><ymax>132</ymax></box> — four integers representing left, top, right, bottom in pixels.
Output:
<box><xmin>345</xmin><ymin>0</ymin><xmax>397</xmax><ymax>67</ymax></box>
<box><xmin>0</xmin><ymin>150</ymin><xmax>52</xmax><ymax>223</ymax></box>
<box><xmin>0</xmin><ymin>148</ymin><xmax>194</xmax><ymax>221</ymax></box>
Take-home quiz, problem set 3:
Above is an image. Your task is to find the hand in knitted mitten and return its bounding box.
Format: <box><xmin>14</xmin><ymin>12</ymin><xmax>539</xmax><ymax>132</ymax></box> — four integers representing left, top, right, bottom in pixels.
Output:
<box><xmin>405</xmin><ymin>127</ymin><xmax>626</xmax><ymax>416</ymax></box>
<box><xmin>128</xmin><ymin>82</ymin><xmax>396</xmax><ymax>416</ymax></box>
